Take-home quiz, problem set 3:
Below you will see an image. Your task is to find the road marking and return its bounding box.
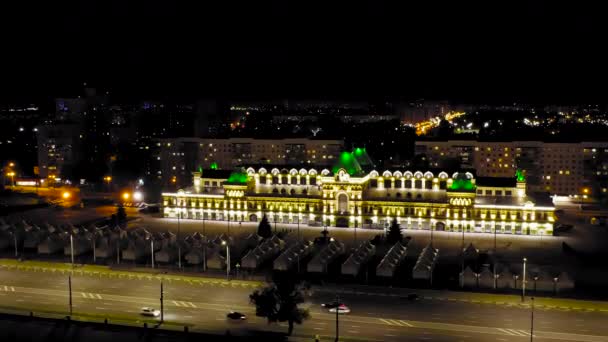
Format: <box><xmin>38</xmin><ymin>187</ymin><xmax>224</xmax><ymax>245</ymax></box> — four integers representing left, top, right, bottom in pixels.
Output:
<box><xmin>314</xmin><ymin>327</ymin><xmax>323</xmax><ymax>331</ymax></box>
<box><xmin>80</xmin><ymin>292</ymin><xmax>102</xmax><ymax>299</ymax></box>
<box><xmin>380</xmin><ymin>319</ymin><xmax>413</xmax><ymax>327</ymax></box>
<box><xmin>348</xmin><ymin>330</ymin><xmax>359</xmax><ymax>334</ymax></box>
<box><xmin>172</xmin><ymin>300</ymin><xmax>197</xmax><ymax>308</ymax></box>
<box><xmin>1</xmin><ymin>285</ymin><xmax>16</xmax><ymax>292</ymax></box>
<box><xmin>497</xmin><ymin>328</ymin><xmax>532</xmax><ymax>337</ymax></box>
<box><xmin>384</xmin><ymin>334</ymin><xmax>396</xmax><ymax>337</ymax></box>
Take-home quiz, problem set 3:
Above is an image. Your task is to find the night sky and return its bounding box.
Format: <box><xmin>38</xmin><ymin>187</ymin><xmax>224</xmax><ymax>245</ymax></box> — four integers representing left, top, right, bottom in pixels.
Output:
<box><xmin>2</xmin><ymin>1</ymin><xmax>606</xmax><ymax>102</ymax></box>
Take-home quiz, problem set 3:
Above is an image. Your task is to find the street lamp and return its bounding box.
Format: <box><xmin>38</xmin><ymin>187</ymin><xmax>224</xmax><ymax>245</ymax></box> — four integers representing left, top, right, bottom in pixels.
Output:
<box><xmin>354</xmin><ymin>218</ymin><xmax>358</xmax><ymax>246</ymax></box>
<box><xmin>177</xmin><ymin>209</ymin><xmax>182</xmax><ymax>269</ymax></box>
<box><xmin>69</xmin><ymin>232</ymin><xmax>74</xmax><ymax>267</ymax></box>
<box><xmin>530</xmin><ymin>297</ymin><xmax>535</xmax><ymax>342</ymax></box>
<box><xmin>6</xmin><ymin>172</ymin><xmax>15</xmax><ymax>187</ymax></box>
<box><xmin>461</xmin><ymin>225</ymin><xmax>465</xmax><ymax>287</ymax></box>
<box><xmin>221</xmin><ymin>240</ymin><xmax>230</xmax><ymax>280</ymax></box>
<box><xmin>333</xmin><ymin>294</ymin><xmax>340</xmax><ymax>342</ymax></box>
<box><xmin>522</xmin><ymin>257</ymin><xmax>527</xmax><ymax>301</ymax></box>
<box><xmin>9</xmin><ymin>230</ymin><xmax>18</xmax><ymax>257</ymax></box>
<box><xmin>147</xmin><ymin>235</ymin><xmax>155</xmax><ymax>268</ymax></box>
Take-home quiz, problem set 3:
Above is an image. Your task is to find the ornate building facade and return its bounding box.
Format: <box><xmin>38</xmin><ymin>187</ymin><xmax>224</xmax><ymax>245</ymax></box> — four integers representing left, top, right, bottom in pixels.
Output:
<box><xmin>162</xmin><ymin>151</ymin><xmax>555</xmax><ymax>236</ymax></box>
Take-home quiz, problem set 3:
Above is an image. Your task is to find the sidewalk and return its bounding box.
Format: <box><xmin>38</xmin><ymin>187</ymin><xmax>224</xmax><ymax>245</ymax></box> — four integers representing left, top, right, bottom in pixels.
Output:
<box><xmin>0</xmin><ymin>259</ymin><xmax>263</xmax><ymax>288</ymax></box>
<box><xmin>316</xmin><ymin>283</ymin><xmax>608</xmax><ymax>313</ymax></box>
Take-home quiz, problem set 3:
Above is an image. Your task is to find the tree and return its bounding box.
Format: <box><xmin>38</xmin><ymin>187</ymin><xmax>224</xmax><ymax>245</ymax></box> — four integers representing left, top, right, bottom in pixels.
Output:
<box><xmin>386</xmin><ymin>218</ymin><xmax>402</xmax><ymax>244</ymax></box>
<box><xmin>257</xmin><ymin>214</ymin><xmax>272</xmax><ymax>238</ymax></box>
<box><xmin>250</xmin><ymin>273</ymin><xmax>311</xmax><ymax>335</ymax></box>
<box><xmin>116</xmin><ymin>205</ymin><xmax>127</xmax><ymax>226</ymax></box>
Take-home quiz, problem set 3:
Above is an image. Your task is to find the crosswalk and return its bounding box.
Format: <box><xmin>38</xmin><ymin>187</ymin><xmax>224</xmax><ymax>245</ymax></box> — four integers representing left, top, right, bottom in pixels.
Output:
<box><xmin>379</xmin><ymin>318</ymin><xmax>414</xmax><ymax>327</ymax></box>
<box><xmin>497</xmin><ymin>328</ymin><xmax>534</xmax><ymax>337</ymax></box>
<box><xmin>81</xmin><ymin>292</ymin><xmax>102</xmax><ymax>299</ymax></box>
<box><xmin>1</xmin><ymin>285</ymin><xmax>16</xmax><ymax>292</ymax></box>
<box><xmin>172</xmin><ymin>300</ymin><xmax>197</xmax><ymax>308</ymax></box>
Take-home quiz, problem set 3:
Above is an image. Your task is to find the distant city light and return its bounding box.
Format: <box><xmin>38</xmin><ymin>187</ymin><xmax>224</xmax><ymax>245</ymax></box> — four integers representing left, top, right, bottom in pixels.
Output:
<box><xmin>133</xmin><ymin>191</ymin><xmax>143</xmax><ymax>201</ymax></box>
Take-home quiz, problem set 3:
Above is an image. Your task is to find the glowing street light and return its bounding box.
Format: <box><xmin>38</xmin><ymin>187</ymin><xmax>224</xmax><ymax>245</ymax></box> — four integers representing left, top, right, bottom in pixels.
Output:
<box><xmin>62</xmin><ymin>191</ymin><xmax>71</xmax><ymax>199</ymax></box>
<box><xmin>221</xmin><ymin>240</ymin><xmax>230</xmax><ymax>280</ymax></box>
<box><xmin>122</xmin><ymin>192</ymin><xmax>130</xmax><ymax>200</ymax></box>
<box><xmin>6</xmin><ymin>171</ymin><xmax>15</xmax><ymax>186</ymax></box>
<box><xmin>133</xmin><ymin>191</ymin><xmax>143</xmax><ymax>202</ymax></box>
<box><xmin>8</xmin><ymin>162</ymin><xmax>14</xmax><ymax>167</ymax></box>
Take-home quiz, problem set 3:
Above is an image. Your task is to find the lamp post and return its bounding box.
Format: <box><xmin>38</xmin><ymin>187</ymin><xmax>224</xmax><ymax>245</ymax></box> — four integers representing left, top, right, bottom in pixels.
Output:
<box><xmin>150</xmin><ymin>237</ymin><xmax>155</xmax><ymax>269</ymax></box>
<box><xmin>92</xmin><ymin>231</ymin><xmax>96</xmax><ymax>263</ymax></box>
<box><xmin>354</xmin><ymin>218</ymin><xmax>358</xmax><ymax>247</ymax></box>
<box><xmin>461</xmin><ymin>225</ymin><xmax>465</xmax><ymax>287</ymax></box>
<box><xmin>160</xmin><ymin>279</ymin><xmax>164</xmax><ymax>322</ymax></box>
<box><xmin>522</xmin><ymin>257</ymin><xmax>527</xmax><ymax>301</ymax></box>
<box><xmin>334</xmin><ymin>294</ymin><xmax>340</xmax><ymax>342</ymax></box>
<box><xmin>10</xmin><ymin>231</ymin><xmax>18</xmax><ymax>258</ymax></box>
<box><xmin>530</xmin><ymin>297</ymin><xmax>535</xmax><ymax>342</ymax></box>
<box><xmin>202</xmin><ymin>211</ymin><xmax>207</xmax><ymax>272</ymax></box>
<box><xmin>228</xmin><ymin>215</ymin><xmax>231</xmax><ymax>236</ymax></box>
<box><xmin>70</xmin><ymin>233</ymin><xmax>74</xmax><ymax>267</ymax></box>
<box><xmin>222</xmin><ymin>240</ymin><xmax>230</xmax><ymax>280</ymax></box>
<box><xmin>68</xmin><ymin>275</ymin><xmax>73</xmax><ymax>316</ymax></box>
<box><xmin>177</xmin><ymin>210</ymin><xmax>181</xmax><ymax>269</ymax></box>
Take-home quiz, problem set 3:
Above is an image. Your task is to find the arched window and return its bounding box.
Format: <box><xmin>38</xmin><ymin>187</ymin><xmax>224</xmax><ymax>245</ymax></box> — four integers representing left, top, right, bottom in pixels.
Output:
<box><xmin>290</xmin><ymin>189</ymin><xmax>296</xmax><ymax>195</ymax></box>
<box><xmin>338</xmin><ymin>193</ymin><xmax>348</xmax><ymax>213</ymax></box>
<box><xmin>281</xmin><ymin>188</ymin><xmax>287</xmax><ymax>195</ymax></box>
<box><xmin>302</xmin><ymin>189</ymin><xmax>308</xmax><ymax>195</ymax></box>
<box><xmin>272</xmin><ymin>188</ymin><xmax>279</xmax><ymax>194</ymax></box>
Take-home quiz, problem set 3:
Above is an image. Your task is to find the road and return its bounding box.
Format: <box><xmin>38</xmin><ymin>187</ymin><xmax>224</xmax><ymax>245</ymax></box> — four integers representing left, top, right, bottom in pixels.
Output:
<box><xmin>1</xmin><ymin>267</ymin><xmax>607</xmax><ymax>341</ymax></box>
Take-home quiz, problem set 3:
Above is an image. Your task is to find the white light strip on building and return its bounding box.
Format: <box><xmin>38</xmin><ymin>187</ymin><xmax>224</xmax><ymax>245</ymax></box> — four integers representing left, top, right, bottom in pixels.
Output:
<box><xmin>161</xmin><ymin>192</ymin><xmax>224</xmax><ymax>198</ymax></box>
<box><xmin>473</xmin><ymin>204</ymin><xmax>554</xmax><ymax>211</ymax></box>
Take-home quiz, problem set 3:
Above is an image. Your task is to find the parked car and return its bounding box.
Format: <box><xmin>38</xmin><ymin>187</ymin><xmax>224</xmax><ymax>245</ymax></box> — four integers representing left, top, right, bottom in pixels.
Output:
<box><xmin>227</xmin><ymin>311</ymin><xmax>247</xmax><ymax>320</ymax></box>
<box><xmin>140</xmin><ymin>307</ymin><xmax>160</xmax><ymax>317</ymax></box>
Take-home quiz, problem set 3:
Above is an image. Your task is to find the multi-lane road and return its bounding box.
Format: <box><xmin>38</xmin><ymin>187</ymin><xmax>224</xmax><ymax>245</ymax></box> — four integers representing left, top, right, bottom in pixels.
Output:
<box><xmin>1</xmin><ymin>266</ymin><xmax>608</xmax><ymax>341</ymax></box>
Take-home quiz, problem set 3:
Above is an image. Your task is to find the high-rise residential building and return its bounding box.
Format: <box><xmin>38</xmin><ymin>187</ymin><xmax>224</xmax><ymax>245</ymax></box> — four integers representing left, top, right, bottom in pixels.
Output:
<box><xmin>157</xmin><ymin>137</ymin><xmax>344</xmax><ymax>187</ymax></box>
<box><xmin>415</xmin><ymin>140</ymin><xmax>608</xmax><ymax>198</ymax></box>
<box><xmin>36</xmin><ymin>124</ymin><xmax>82</xmax><ymax>180</ymax></box>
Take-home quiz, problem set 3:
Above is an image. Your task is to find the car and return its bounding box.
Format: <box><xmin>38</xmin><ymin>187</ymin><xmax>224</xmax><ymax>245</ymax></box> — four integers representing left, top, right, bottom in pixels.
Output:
<box><xmin>328</xmin><ymin>304</ymin><xmax>351</xmax><ymax>314</ymax></box>
<box><xmin>405</xmin><ymin>293</ymin><xmax>419</xmax><ymax>301</ymax></box>
<box><xmin>140</xmin><ymin>307</ymin><xmax>160</xmax><ymax>317</ymax></box>
<box><xmin>321</xmin><ymin>302</ymin><xmax>344</xmax><ymax>309</ymax></box>
<box><xmin>227</xmin><ymin>311</ymin><xmax>247</xmax><ymax>320</ymax></box>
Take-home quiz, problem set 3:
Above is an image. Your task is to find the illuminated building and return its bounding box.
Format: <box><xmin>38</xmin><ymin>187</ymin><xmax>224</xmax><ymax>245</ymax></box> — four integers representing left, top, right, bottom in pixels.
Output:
<box><xmin>158</xmin><ymin>137</ymin><xmax>343</xmax><ymax>187</ymax></box>
<box><xmin>162</xmin><ymin>149</ymin><xmax>555</xmax><ymax>236</ymax></box>
<box><xmin>416</xmin><ymin>140</ymin><xmax>608</xmax><ymax>197</ymax></box>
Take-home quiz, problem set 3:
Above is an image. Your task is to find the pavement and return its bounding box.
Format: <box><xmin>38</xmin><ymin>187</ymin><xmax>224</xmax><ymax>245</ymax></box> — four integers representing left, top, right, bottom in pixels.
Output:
<box><xmin>1</xmin><ymin>259</ymin><xmax>608</xmax><ymax>341</ymax></box>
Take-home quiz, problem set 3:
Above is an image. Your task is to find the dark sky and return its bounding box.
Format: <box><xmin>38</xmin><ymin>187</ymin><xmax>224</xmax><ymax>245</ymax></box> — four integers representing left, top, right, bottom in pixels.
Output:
<box><xmin>2</xmin><ymin>1</ymin><xmax>606</xmax><ymax>103</ymax></box>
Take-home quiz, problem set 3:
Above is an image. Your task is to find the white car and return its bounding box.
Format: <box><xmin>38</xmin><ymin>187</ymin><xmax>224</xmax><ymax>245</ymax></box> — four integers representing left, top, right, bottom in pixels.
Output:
<box><xmin>329</xmin><ymin>304</ymin><xmax>351</xmax><ymax>314</ymax></box>
<box><xmin>140</xmin><ymin>307</ymin><xmax>161</xmax><ymax>317</ymax></box>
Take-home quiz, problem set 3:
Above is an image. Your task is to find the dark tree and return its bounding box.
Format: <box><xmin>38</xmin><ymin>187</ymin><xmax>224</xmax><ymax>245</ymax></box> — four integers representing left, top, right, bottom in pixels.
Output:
<box><xmin>250</xmin><ymin>273</ymin><xmax>311</xmax><ymax>335</ymax></box>
<box><xmin>257</xmin><ymin>214</ymin><xmax>272</xmax><ymax>238</ymax></box>
<box><xmin>386</xmin><ymin>218</ymin><xmax>402</xmax><ymax>244</ymax></box>
<box><xmin>116</xmin><ymin>205</ymin><xmax>127</xmax><ymax>226</ymax></box>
